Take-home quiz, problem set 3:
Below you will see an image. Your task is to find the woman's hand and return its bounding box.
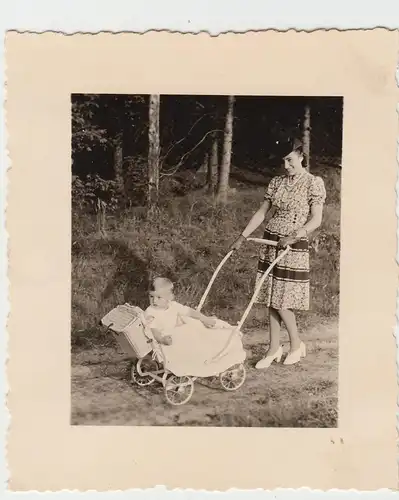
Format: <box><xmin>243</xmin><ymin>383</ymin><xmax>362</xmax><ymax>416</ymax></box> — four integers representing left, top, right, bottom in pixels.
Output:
<box><xmin>277</xmin><ymin>235</ymin><xmax>296</xmax><ymax>249</ymax></box>
<box><xmin>229</xmin><ymin>234</ymin><xmax>246</xmax><ymax>252</ymax></box>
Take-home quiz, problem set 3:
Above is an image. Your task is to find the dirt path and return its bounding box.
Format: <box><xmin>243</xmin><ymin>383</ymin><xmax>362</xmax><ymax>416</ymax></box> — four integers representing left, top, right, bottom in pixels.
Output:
<box><xmin>71</xmin><ymin>320</ymin><xmax>338</xmax><ymax>427</ymax></box>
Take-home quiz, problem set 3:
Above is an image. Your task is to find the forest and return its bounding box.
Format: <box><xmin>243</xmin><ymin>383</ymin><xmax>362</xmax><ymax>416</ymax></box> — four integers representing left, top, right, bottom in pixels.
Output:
<box><xmin>72</xmin><ymin>94</ymin><xmax>342</xmax><ymax>219</ymax></box>
<box><xmin>71</xmin><ymin>94</ymin><xmax>342</xmax><ymax>427</ymax></box>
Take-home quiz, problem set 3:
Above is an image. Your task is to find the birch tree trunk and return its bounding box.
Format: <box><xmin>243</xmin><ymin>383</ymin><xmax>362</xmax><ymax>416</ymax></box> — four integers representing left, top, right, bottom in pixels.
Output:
<box><xmin>216</xmin><ymin>95</ymin><xmax>235</xmax><ymax>204</ymax></box>
<box><xmin>113</xmin><ymin>130</ymin><xmax>124</xmax><ymax>197</ymax></box>
<box><xmin>148</xmin><ymin>94</ymin><xmax>160</xmax><ymax>213</ymax></box>
<box><xmin>302</xmin><ymin>104</ymin><xmax>311</xmax><ymax>172</ymax></box>
<box><xmin>207</xmin><ymin>132</ymin><xmax>219</xmax><ymax>195</ymax></box>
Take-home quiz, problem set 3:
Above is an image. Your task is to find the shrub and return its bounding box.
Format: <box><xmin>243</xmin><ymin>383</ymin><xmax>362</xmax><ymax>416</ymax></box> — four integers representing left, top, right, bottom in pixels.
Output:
<box><xmin>72</xmin><ymin>174</ymin><xmax>120</xmax><ymax>213</ymax></box>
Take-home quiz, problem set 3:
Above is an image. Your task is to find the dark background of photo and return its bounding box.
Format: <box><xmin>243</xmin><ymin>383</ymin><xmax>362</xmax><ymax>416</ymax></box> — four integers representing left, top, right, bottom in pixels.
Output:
<box><xmin>72</xmin><ymin>94</ymin><xmax>342</xmax><ymax>179</ymax></box>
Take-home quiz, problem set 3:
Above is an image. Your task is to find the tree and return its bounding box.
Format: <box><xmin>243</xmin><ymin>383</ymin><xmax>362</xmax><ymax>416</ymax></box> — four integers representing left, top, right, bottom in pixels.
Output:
<box><xmin>216</xmin><ymin>95</ymin><xmax>235</xmax><ymax>204</ymax></box>
<box><xmin>148</xmin><ymin>94</ymin><xmax>161</xmax><ymax>212</ymax></box>
<box><xmin>207</xmin><ymin>132</ymin><xmax>219</xmax><ymax>195</ymax></box>
<box><xmin>302</xmin><ymin>104</ymin><xmax>311</xmax><ymax>171</ymax></box>
<box><xmin>104</xmin><ymin>95</ymin><xmax>146</xmax><ymax>200</ymax></box>
<box><xmin>113</xmin><ymin>130</ymin><xmax>124</xmax><ymax>198</ymax></box>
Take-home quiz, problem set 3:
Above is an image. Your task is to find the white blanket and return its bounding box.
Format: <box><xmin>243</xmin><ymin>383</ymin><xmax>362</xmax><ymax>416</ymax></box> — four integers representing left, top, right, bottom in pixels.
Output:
<box><xmin>158</xmin><ymin>316</ymin><xmax>246</xmax><ymax>377</ymax></box>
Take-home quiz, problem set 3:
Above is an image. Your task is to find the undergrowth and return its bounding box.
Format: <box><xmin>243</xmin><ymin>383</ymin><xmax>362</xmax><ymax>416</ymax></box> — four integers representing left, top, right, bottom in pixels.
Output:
<box><xmin>72</xmin><ymin>165</ymin><xmax>341</xmax><ymax>348</ymax></box>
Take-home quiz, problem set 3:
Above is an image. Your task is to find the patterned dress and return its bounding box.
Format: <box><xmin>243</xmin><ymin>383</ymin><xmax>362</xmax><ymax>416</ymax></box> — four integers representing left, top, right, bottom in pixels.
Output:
<box><xmin>255</xmin><ymin>172</ymin><xmax>326</xmax><ymax>311</ymax></box>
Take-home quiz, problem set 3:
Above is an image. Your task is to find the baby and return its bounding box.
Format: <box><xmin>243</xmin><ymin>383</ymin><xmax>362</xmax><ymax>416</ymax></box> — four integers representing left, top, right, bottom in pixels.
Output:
<box><xmin>144</xmin><ymin>277</ymin><xmax>219</xmax><ymax>345</ymax></box>
<box><xmin>143</xmin><ymin>277</ymin><xmax>246</xmax><ymax>378</ymax></box>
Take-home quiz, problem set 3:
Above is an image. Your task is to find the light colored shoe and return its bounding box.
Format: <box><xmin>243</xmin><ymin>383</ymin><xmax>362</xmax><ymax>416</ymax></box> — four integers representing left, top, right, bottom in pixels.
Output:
<box><xmin>255</xmin><ymin>346</ymin><xmax>283</xmax><ymax>370</ymax></box>
<box><xmin>283</xmin><ymin>342</ymin><xmax>306</xmax><ymax>365</ymax></box>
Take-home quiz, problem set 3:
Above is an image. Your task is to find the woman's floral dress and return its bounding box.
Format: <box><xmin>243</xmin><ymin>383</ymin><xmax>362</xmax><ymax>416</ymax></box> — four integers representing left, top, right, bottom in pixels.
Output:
<box><xmin>255</xmin><ymin>172</ymin><xmax>326</xmax><ymax>310</ymax></box>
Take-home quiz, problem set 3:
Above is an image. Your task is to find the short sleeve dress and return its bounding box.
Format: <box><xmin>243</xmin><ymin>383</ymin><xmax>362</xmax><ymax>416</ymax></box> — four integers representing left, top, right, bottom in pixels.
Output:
<box><xmin>255</xmin><ymin>172</ymin><xmax>326</xmax><ymax>310</ymax></box>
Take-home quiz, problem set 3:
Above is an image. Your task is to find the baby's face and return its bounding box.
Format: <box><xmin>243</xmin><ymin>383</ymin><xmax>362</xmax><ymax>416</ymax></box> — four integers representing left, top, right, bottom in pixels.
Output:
<box><xmin>149</xmin><ymin>292</ymin><xmax>172</xmax><ymax>309</ymax></box>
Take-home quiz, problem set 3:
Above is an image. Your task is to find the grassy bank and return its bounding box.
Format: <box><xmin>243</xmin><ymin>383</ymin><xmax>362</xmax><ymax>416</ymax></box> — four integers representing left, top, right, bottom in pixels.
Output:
<box><xmin>72</xmin><ymin>165</ymin><xmax>341</xmax><ymax>349</ymax></box>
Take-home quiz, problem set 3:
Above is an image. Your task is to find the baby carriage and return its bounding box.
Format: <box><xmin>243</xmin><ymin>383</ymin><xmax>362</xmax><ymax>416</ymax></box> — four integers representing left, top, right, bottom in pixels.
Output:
<box><xmin>101</xmin><ymin>238</ymin><xmax>290</xmax><ymax>405</ymax></box>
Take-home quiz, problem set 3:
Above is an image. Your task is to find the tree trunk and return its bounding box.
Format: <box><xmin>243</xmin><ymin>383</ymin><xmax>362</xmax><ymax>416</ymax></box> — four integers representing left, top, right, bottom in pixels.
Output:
<box><xmin>302</xmin><ymin>104</ymin><xmax>311</xmax><ymax>172</ymax></box>
<box><xmin>207</xmin><ymin>132</ymin><xmax>219</xmax><ymax>195</ymax></box>
<box><xmin>148</xmin><ymin>94</ymin><xmax>160</xmax><ymax>213</ymax></box>
<box><xmin>113</xmin><ymin>130</ymin><xmax>124</xmax><ymax>197</ymax></box>
<box><xmin>95</xmin><ymin>198</ymin><xmax>107</xmax><ymax>238</ymax></box>
<box><xmin>216</xmin><ymin>95</ymin><xmax>235</xmax><ymax>204</ymax></box>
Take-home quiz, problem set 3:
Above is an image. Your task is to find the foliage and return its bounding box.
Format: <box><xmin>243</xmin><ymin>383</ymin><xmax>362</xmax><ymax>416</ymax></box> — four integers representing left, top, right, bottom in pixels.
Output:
<box><xmin>71</xmin><ymin>94</ymin><xmax>343</xmax><ymax>217</ymax></box>
<box><xmin>122</xmin><ymin>155</ymin><xmax>148</xmax><ymax>206</ymax></box>
<box><xmin>72</xmin><ymin>95</ymin><xmax>108</xmax><ymax>154</ymax></box>
<box><xmin>72</xmin><ymin>174</ymin><xmax>120</xmax><ymax>212</ymax></box>
<box><xmin>71</xmin><ymin>94</ymin><xmax>147</xmax><ymax>155</ymax></box>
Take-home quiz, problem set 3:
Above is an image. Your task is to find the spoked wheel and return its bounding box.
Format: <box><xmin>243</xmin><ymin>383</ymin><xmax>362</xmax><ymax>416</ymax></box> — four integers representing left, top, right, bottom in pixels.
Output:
<box><xmin>164</xmin><ymin>375</ymin><xmax>194</xmax><ymax>405</ymax></box>
<box><xmin>220</xmin><ymin>363</ymin><xmax>246</xmax><ymax>391</ymax></box>
<box><xmin>131</xmin><ymin>356</ymin><xmax>159</xmax><ymax>386</ymax></box>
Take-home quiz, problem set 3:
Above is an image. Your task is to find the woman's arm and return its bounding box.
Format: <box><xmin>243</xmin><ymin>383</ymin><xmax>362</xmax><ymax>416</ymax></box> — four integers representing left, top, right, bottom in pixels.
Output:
<box><xmin>278</xmin><ymin>204</ymin><xmax>324</xmax><ymax>248</ymax></box>
<box><xmin>279</xmin><ymin>176</ymin><xmax>326</xmax><ymax>248</ymax></box>
<box><xmin>294</xmin><ymin>203</ymin><xmax>323</xmax><ymax>239</ymax></box>
<box><xmin>295</xmin><ymin>176</ymin><xmax>325</xmax><ymax>239</ymax></box>
<box><xmin>230</xmin><ymin>200</ymin><xmax>271</xmax><ymax>251</ymax></box>
<box><xmin>241</xmin><ymin>200</ymin><xmax>271</xmax><ymax>238</ymax></box>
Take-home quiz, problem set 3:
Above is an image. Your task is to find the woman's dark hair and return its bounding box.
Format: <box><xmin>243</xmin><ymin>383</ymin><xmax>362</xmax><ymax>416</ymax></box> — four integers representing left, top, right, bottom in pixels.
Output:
<box><xmin>294</xmin><ymin>145</ymin><xmax>307</xmax><ymax>164</ymax></box>
<box><xmin>278</xmin><ymin>137</ymin><xmax>303</xmax><ymax>157</ymax></box>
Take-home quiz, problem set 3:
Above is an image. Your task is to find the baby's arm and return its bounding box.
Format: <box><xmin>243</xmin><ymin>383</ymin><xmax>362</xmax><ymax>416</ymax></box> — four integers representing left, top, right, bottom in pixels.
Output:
<box><xmin>186</xmin><ymin>308</ymin><xmax>217</xmax><ymax>328</ymax></box>
<box><xmin>144</xmin><ymin>313</ymin><xmax>173</xmax><ymax>345</ymax></box>
<box><xmin>151</xmin><ymin>328</ymin><xmax>172</xmax><ymax>346</ymax></box>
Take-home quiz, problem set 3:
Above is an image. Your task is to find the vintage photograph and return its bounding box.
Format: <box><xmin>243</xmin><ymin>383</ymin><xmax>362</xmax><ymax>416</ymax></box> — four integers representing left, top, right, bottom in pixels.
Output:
<box><xmin>7</xmin><ymin>29</ymin><xmax>397</xmax><ymax>491</ymax></box>
<box><xmin>71</xmin><ymin>94</ymin><xmax>342</xmax><ymax>427</ymax></box>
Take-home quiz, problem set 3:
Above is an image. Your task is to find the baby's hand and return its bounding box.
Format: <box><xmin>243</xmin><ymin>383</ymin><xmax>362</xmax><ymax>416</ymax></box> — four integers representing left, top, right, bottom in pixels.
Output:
<box><xmin>203</xmin><ymin>316</ymin><xmax>217</xmax><ymax>328</ymax></box>
<box><xmin>162</xmin><ymin>335</ymin><xmax>173</xmax><ymax>346</ymax></box>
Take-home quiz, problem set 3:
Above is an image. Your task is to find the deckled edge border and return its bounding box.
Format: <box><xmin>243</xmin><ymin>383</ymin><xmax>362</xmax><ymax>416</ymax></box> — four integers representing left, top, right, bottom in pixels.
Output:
<box><xmin>1</xmin><ymin>29</ymin><xmax>399</xmax><ymax>496</ymax></box>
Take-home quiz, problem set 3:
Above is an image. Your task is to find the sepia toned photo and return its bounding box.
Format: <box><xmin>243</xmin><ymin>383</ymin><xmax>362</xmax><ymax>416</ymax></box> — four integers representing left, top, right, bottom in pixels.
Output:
<box><xmin>6</xmin><ymin>30</ymin><xmax>397</xmax><ymax>491</ymax></box>
<box><xmin>71</xmin><ymin>94</ymin><xmax>342</xmax><ymax>427</ymax></box>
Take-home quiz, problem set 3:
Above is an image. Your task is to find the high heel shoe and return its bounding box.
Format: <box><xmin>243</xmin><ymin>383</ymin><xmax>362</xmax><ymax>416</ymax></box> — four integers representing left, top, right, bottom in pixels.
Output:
<box><xmin>255</xmin><ymin>346</ymin><xmax>283</xmax><ymax>370</ymax></box>
<box><xmin>283</xmin><ymin>342</ymin><xmax>306</xmax><ymax>365</ymax></box>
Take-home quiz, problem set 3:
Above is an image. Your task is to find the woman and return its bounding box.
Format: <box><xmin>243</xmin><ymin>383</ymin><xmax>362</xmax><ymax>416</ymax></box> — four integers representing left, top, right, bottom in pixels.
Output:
<box><xmin>230</xmin><ymin>139</ymin><xmax>326</xmax><ymax>368</ymax></box>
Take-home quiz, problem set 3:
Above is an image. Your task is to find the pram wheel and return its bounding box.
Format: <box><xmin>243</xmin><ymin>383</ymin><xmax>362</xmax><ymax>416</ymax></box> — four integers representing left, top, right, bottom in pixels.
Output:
<box><xmin>164</xmin><ymin>375</ymin><xmax>194</xmax><ymax>405</ymax></box>
<box><xmin>131</xmin><ymin>357</ymin><xmax>159</xmax><ymax>386</ymax></box>
<box><xmin>220</xmin><ymin>363</ymin><xmax>246</xmax><ymax>391</ymax></box>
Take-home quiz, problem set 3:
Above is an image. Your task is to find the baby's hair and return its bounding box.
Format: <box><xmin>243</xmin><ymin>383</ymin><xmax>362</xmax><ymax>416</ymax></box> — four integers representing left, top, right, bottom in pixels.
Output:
<box><xmin>151</xmin><ymin>277</ymin><xmax>174</xmax><ymax>292</ymax></box>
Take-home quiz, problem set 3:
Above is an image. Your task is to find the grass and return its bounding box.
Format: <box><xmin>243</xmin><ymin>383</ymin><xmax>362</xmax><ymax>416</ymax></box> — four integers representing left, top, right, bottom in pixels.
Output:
<box><xmin>72</xmin><ymin>164</ymin><xmax>340</xmax><ymax>340</ymax></box>
<box><xmin>71</xmin><ymin>164</ymin><xmax>340</xmax><ymax>427</ymax></box>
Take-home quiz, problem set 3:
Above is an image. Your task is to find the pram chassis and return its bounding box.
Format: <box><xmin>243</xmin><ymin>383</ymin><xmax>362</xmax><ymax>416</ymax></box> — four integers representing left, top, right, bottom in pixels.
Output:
<box><xmin>107</xmin><ymin>238</ymin><xmax>290</xmax><ymax>406</ymax></box>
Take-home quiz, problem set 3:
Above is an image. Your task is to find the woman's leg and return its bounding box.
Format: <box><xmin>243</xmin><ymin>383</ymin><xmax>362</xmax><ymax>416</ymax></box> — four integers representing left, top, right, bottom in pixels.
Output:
<box><xmin>278</xmin><ymin>309</ymin><xmax>301</xmax><ymax>352</ymax></box>
<box><xmin>255</xmin><ymin>307</ymin><xmax>283</xmax><ymax>369</ymax></box>
<box><xmin>267</xmin><ymin>307</ymin><xmax>282</xmax><ymax>355</ymax></box>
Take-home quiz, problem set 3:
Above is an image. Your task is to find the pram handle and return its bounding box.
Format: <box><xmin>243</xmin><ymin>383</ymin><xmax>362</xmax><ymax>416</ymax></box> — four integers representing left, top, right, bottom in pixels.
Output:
<box><xmin>246</xmin><ymin>237</ymin><xmax>278</xmax><ymax>246</ymax></box>
<box><xmin>203</xmin><ymin>245</ymin><xmax>291</xmax><ymax>365</ymax></box>
<box><xmin>197</xmin><ymin>237</ymin><xmax>286</xmax><ymax>312</ymax></box>
<box><xmin>236</xmin><ymin>245</ymin><xmax>290</xmax><ymax>330</ymax></box>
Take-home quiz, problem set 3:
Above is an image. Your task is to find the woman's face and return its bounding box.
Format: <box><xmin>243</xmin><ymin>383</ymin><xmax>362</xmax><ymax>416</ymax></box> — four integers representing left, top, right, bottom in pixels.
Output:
<box><xmin>283</xmin><ymin>150</ymin><xmax>304</xmax><ymax>176</ymax></box>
